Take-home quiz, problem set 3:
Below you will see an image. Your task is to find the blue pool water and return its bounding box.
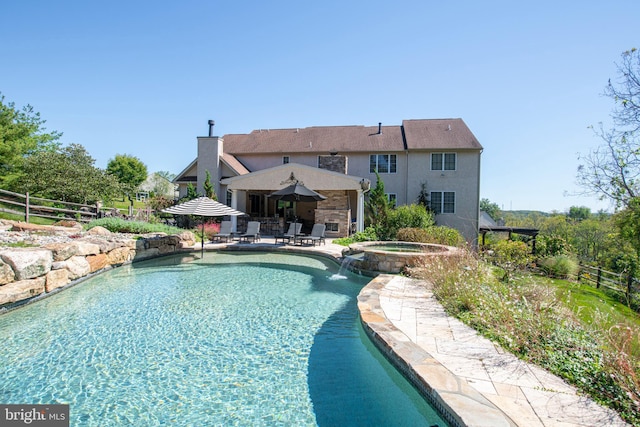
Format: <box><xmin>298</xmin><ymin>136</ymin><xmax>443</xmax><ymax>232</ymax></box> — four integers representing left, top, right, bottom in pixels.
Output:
<box><xmin>0</xmin><ymin>252</ymin><xmax>446</xmax><ymax>426</ymax></box>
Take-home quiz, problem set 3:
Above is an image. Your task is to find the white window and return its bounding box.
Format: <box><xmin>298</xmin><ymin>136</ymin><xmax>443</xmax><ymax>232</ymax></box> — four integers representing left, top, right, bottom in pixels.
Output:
<box><xmin>431</xmin><ymin>153</ymin><xmax>456</xmax><ymax>171</ymax></box>
<box><xmin>430</xmin><ymin>191</ymin><xmax>455</xmax><ymax>214</ymax></box>
<box><xmin>226</xmin><ymin>190</ymin><xmax>232</xmax><ymax>207</ymax></box>
<box><xmin>369</xmin><ymin>154</ymin><xmax>397</xmax><ymax>174</ymax></box>
<box><xmin>283</xmin><ymin>156</ymin><xmax>290</xmax><ymax>164</ymax></box>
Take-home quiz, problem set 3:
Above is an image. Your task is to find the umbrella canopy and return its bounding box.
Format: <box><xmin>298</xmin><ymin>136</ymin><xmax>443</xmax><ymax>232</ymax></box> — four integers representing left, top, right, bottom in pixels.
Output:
<box><xmin>268</xmin><ymin>183</ymin><xmax>327</xmax><ymax>202</ymax></box>
<box><xmin>162</xmin><ymin>197</ymin><xmax>245</xmax><ymax>216</ymax></box>
<box><xmin>162</xmin><ymin>197</ymin><xmax>245</xmax><ymax>256</ymax></box>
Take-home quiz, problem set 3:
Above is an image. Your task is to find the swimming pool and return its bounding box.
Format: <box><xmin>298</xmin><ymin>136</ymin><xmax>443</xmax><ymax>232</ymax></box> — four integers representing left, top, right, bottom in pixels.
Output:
<box><xmin>0</xmin><ymin>252</ymin><xmax>447</xmax><ymax>426</ymax></box>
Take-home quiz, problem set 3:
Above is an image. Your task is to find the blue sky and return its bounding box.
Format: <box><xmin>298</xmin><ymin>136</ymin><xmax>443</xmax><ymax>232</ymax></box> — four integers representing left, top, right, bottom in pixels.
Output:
<box><xmin>2</xmin><ymin>1</ymin><xmax>638</xmax><ymax>212</ymax></box>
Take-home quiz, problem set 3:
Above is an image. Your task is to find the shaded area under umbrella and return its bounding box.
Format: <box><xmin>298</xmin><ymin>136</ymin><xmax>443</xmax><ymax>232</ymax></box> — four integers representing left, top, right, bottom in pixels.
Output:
<box><xmin>268</xmin><ymin>182</ymin><xmax>327</xmax><ymax>202</ymax></box>
<box><xmin>162</xmin><ymin>197</ymin><xmax>245</xmax><ymax>256</ymax></box>
<box><xmin>269</xmin><ymin>182</ymin><xmax>326</xmax><ymax>238</ymax></box>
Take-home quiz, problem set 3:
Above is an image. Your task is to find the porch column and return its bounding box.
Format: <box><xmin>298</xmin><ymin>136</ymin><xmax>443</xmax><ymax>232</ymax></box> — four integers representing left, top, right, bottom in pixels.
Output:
<box><xmin>356</xmin><ymin>189</ymin><xmax>365</xmax><ymax>233</ymax></box>
<box><xmin>231</xmin><ymin>190</ymin><xmax>239</xmax><ymax>232</ymax></box>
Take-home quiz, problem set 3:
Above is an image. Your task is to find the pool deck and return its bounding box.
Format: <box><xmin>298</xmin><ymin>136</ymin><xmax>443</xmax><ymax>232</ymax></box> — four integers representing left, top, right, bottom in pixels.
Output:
<box><xmin>196</xmin><ymin>237</ymin><xmax>629</xmax><ymax>427</ymax></box>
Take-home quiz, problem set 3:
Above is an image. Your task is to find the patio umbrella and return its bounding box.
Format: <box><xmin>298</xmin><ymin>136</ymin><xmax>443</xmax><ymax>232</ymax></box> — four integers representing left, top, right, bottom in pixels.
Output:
<box><xmin>269</xmin><ymin>183</ymin><xmax>326</xmax><ymax>238</ymax></box>
<box><xmin>268</xmin><ymin>182</ymin><xmax>327</xmax><ymax>202</ymax></box>
<box><xmin>162</xmin><ymin>197</ymin><xmax>245</xmax><ymax>256</ymax></box>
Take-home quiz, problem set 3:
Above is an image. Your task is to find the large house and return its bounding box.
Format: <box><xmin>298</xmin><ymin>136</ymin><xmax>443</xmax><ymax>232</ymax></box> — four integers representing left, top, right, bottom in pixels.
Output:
<box><xmin>174</xmin><ymin>118</ymin><xmax>483</xmax><ymax>243</ymax></box>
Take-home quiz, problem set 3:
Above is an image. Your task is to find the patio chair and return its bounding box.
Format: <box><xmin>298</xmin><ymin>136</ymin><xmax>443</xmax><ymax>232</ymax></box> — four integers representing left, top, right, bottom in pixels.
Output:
<box><xmin>240</xmin><ymin>221</ymin><xmax>261</xmax><ymax>243</ymax></box>
<box><xmin>274</xmin><ymin>222</ymin><xmax>302</xmax><ymax>244</ymax></box>
<box><xmin>300</xmin><ymin>224</ymin><xmax>326</xmax><ymax>246</ymax></box>
<box><xmin>211</xmin><ymin>220</ymin><xmax>233</xmax><ymax>243</ymax></box>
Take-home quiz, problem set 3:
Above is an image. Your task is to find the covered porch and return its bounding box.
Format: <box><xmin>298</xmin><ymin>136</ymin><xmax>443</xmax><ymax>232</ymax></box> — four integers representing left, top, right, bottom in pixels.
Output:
<box><xmin>220</xmin><ymin>163</ymin><xmax>370</xmax><ymax>237</ymax></box>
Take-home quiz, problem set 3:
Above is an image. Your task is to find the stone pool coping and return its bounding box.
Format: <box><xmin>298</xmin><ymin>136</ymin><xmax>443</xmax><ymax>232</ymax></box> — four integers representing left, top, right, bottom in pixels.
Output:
<box><xmin>357</xmin><ymin>274</ymin><xmax>516</xmax><ymax>427</ymax></box>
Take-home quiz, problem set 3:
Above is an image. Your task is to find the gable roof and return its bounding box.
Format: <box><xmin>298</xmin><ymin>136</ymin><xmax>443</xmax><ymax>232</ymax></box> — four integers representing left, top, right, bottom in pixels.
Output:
<box><xmin>220</xmin><ymin>153</ymin><xmax>249</xmax><ymax>175</ymax></box>
<box><xmin>222</xmin><ymin>124</ymin><xmax>405</xmax><ymax>154</ymax></box>
<box><xmin>220</xmin><ymin>119</ymin><xmax>482</xmax><ymax>154</ymax></box>
<box><xmin>402</xmin><ymin>119</ymin><xmax>482</xmax><ymax>150</ymax></box>
<box><xmin>220</xmin><ymin>163</ymin><xmax>368</xmax><ymax>191</ymax></box>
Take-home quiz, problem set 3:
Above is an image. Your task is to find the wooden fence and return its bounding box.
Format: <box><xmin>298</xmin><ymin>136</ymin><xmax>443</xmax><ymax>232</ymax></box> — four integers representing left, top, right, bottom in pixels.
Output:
<box><xmin>0</xmin><ymin>189</ymin><xmax>120</xmax><ymax>223</ymax></box>
<box><xmin>576</xmin><ymin>264</ymin><xmax>639</xmax><ymax>305</ymax></box>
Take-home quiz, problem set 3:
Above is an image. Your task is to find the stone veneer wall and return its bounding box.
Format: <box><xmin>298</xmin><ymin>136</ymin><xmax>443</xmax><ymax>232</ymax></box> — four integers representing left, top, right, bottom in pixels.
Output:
<box><xmin>315</xmin><ymin>209</ymin><xmax>350</xmax><ymax>238</ymax></box>
<box><xmin>0</xmin><ymin>230</ymin><xmax>196</xmax><ymax>310</ymax></box>
<box><xmin>316</xmin><ymin>190</ymin><xmax>351</xmax><ymax>238</ymax></box>
<box><xmin>318</xmin><ymin>155</ymin><xmax>347</xmax><ymax>174</ymax></box>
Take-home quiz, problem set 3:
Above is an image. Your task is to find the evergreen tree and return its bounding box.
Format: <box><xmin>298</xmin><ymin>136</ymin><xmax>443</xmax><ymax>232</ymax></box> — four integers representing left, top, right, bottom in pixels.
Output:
<box><xmin>365</xmin><ymin>171</ymin><xmax>393</xmax><ymax>238</ymax></box>
<box><xmin>203</xmin><ymin>170</ymin><xmax>217</xmax><ymax>200</ymax></box>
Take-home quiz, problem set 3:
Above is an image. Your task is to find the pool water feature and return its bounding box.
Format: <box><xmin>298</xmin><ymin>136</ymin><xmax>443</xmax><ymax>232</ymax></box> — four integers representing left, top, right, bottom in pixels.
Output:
<box><xmin>0</xmin><ymin>252</ymin><xmax>447</xmax><ymax>426</ymax></box>
<box><xmin>346</xmin><ymin>241</ymin><xmax>457</xmax><ymax>274</ymax></box>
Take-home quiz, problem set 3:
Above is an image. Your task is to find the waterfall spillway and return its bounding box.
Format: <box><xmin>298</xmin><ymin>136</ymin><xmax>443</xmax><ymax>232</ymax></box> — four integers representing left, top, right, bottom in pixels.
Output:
<box><xmin>330</xmin><ymin>253</ymin><xmax>364</xmax><ymax>280</ymax></box>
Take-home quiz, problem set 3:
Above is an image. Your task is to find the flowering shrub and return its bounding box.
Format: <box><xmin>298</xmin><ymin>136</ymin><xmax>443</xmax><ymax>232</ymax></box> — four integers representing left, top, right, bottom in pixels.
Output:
<box><xmin>195</xmin><ymin>222</ymin><xmax>221</xmax><ymax>241</ymax></box>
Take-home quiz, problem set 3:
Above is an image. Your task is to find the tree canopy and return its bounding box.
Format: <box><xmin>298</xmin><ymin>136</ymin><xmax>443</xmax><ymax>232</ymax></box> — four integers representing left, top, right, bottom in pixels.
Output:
<box><xmin>577</xmin><ymin>49</ymin><xmax>640</xmax><ymax>209</ymax></box>
<box><xmin>106</xmin><ymin>154</ymin><xmax>148</xmax><ymax>198</ymax></box>
<box><xmin>18</xmin><ymin>143</ymin><xmax>122</xmax><ymax>203</ymax></box>
<box><xmin>0</xmin><ymin>93</ymin><xmax>61</xmax><ymax>189</ymax></box>
<box><xmin>480</xmin><ymin>198</ymin><xmax>501</xmax><ymax>221</ymax></box>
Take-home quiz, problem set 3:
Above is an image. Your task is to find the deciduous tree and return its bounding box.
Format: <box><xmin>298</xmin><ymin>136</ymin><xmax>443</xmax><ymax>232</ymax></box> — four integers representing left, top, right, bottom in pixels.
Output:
<box><xmin>18</xmin><ymin>143</ymin><xmax>122</xmax><ymax>203</ymax></box>
<box><xmin>480</xmin><ymin>198</ymin><xmax>501</xmax><ymax>222</ymax></box>
<box><xmin>106</xmin><ymin>154</ymin><xmax>148</xmax><ymax>204</ymax></box>
<box><xmin>577</xmin><ymin>49</ymin><xmax>640</xmax><ymax>209</ymax></box>
<box><xmin>0</xmin><ymin>93</ymin><xmax>61</xmax><ymax>189</ymax></box>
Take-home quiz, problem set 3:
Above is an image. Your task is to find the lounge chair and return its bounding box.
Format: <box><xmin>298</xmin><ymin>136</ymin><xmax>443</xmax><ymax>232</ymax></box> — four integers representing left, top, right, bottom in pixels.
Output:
<box><xmin>239</xmin><ymin>221</ymin><xmax>261</xmax><ymax>243</ymax></box>
<box><xmin>211</xmin><ymin>220</ymin><xmax>233</xmax><ymax>243</ymax></box>
<box><xmin>274</xmin><ymin>222</ymin><xmax>302</xmax><ymax>244</ymax></box>
<box><xmin>300</xmin><ymin>224</ymin><xmax>326</xmax><ymax>246</ymax></box>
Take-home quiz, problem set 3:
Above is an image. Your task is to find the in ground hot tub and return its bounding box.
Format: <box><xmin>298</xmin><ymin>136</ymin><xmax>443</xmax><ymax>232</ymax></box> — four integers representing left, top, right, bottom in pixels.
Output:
<box><xmin>345</xmin><ymin>241</ymin><xmax>456</xmax><ymax>274</ymax></box>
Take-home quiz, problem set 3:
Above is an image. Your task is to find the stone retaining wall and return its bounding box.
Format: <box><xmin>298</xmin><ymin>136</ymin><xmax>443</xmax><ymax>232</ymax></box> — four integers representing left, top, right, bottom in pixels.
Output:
<box><xmin>0</xmin><ymin>228</ymin><xmax>196</xmax><ymax>310</ymax></box>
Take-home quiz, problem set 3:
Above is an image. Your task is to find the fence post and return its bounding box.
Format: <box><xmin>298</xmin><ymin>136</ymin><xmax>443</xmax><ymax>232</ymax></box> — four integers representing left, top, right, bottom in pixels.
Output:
<box><xmin>596</xmin><ymin>266</ymin><xmax>602</xmax><ymax>289</ymax></box>
<box><xmin>25</xmin><ymin>192</ymin><xmax>30</xmax><ymax>223</ymax></box>
<box><xmin>627</xmin><ymin>274</ymin><xmax>633</xmax><ymax>307</ymax></box>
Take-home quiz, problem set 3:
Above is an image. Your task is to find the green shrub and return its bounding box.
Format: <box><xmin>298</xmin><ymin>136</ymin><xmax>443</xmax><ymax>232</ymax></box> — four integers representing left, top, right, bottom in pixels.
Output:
<box><xmin>396</xmin><ymin>227</ymin><xmax>430</xmax><ymax>242</ymax></box>
<box><xmin>489</xmin><ymin>240</ymin><xmax>532</xmax><ymax>282</ymax></box>
<box><xmin>537</xmin><ymin>235</ymin><xmax>572</xmax><ymax>257</ymax></box>
<box><xmin>86</xmin><ymin>218</ymin><xmax>183</xmax><ymax>235</ymax></box>
<box><xmin>424</xmin><ymin>226</ymin><xmax>465</xmax><ymax>246</ymax></box>
<box><xmin>397</xmin><ymin>226</ymin><xmax>464</xmax><ymax>246</ymax></box>
<box><xmin>386</xmin><ymin>204</ymin><xmax>434</xmax><ymax>239</ymax></box>
<box><xmin>538</xmin><ymin>254</ymin><xmax>579</xmax><ymax>279</ymax></box>
<box><xmin>332</xmin><ymin>226</ymin><xmax>378</xmax><ymax>246</ymax></box>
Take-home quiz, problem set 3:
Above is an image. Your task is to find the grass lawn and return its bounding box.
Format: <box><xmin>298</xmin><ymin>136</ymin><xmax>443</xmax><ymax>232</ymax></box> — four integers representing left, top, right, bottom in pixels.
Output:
<box><xmin>550</xmin><ymin>276</ymin><xmax>640</xmax><ymax>357</ymax></box>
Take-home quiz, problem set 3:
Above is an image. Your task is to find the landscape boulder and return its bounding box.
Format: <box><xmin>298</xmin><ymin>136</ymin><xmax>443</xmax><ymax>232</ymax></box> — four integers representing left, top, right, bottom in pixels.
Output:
<box><xmin>55</xmin><ymin>256</ymin><xmax>91</xmax><ymax>280</ymax></box>
<box><xmin>0</xmin><ymin>248</ymin><xmax>53</xmax><ymax>281</ymax></box>
<box><xmin>0</xmin><ymin>277</ymin><xmax>46</xmax><ymax>306</ymax></box>
<box><xmin>86</xmin><ymin>226</ymin><xmax>111</xmax><ymax>236</ymax></box>
<box><xmin>43</xmin><ymin>242</ymin><xmax>80</xmax><ymax>261</ymax></box>
<box><xmin>45</xmin><ymin>269</ymin><xmax>70</xmax><ymax>292</ymax></box>
<box><xmin>0</xmin><ymin>259</ymin><xmax>15</xmax><ymax>285</ymax></box>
